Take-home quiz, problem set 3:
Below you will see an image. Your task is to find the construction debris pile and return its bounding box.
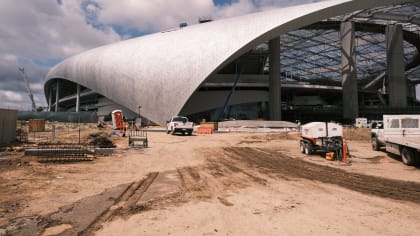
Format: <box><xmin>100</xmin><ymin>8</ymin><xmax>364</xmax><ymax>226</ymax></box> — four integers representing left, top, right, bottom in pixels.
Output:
<box><xmin>87</xmin><ymin>132</ymin><xmax>116</xmax><ymax>148</ymax></box>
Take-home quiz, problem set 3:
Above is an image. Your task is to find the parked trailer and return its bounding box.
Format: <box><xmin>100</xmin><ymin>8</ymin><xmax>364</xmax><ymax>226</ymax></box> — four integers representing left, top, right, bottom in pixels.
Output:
<box><xmin>299</xmin><ymin>122</ymin><xmax>348</xmax><ymax>162</ymax></box>
<box><xmin>371</xmin><ymin>115</ymin><xmax>420</xmax><ymax>166</ymax></box>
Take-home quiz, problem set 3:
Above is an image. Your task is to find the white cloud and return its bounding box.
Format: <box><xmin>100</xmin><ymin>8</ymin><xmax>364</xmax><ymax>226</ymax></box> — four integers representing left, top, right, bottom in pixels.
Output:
<box><xmin>0</xmin><ymin>90</ymin><xmax>23</xmax><ymax>103</ymax></box>
<box><xmin>0</xmin><ymin>0</ymin><xmax>123</xmax><ymax>110</ymax></box>
<box><xmin>29</xmin><ymin>83</ymin><xmax>44</xmax><ymax>93</ymax></box>
<box><xmin>86</xmin><ymin>3</ymin><xmax>98</xmax><ymax>13</ymax></box>
<box><xmin>95</xmin><ymin>0</ymin><xmax>328</xmax><ymax>33</ymax></box>
<box><xmin>0</xmin><ymin>0</ymin><xmax>121</xmax><ymax>60</ymax></box>
<box><xmin>213</xmin><ymin>0</ymin><xmax>257</xmax><ymax>19</ymax></box>
<box><xmin>96</xmin><ymin>0</ymin><xmax>215</xmax><ymax>32</ymax></box>
<box><xmin>1</xmin><ymin>54</ymin><xmax>18</xmax><ymax>63</ymax></box>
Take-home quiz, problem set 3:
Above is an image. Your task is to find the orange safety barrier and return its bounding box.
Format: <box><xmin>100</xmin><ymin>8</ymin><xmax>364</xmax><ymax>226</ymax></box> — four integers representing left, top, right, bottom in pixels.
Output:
<box><xmin>196</xmin><ymin>127</ymin><xmax>214</xmax><ymax>134</ymax></box>
<box><xmin>342</xmin><ymin>137</ymin><xmax>347</xmax><ymax>164</ymax></box>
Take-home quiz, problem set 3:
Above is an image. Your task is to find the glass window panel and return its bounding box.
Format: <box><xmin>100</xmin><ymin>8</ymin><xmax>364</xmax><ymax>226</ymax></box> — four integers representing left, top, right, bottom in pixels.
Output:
<box><xmin>401</xmin><ymin>118</ymin><xmax>419</xmax><ymax>128</ymax></box>
<box><xmin>390</xmin><ymin>119</ymin><xmax>400</xmax><ymax>128</ymax></box>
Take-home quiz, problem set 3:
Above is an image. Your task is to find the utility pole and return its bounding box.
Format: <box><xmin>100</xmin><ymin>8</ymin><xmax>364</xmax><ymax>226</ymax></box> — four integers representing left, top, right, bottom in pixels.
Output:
<box><xmin>138</xmin><ymin>105</ymin><xmax>142</xmax><ymax>128</ymax></box>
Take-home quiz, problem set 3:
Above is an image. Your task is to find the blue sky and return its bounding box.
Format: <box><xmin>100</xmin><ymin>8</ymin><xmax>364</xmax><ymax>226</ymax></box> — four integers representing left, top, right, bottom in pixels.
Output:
<box><xmin>0</xmin><ymin>0</ymin><xmax>418</xmax><ymax>110</ymax></box>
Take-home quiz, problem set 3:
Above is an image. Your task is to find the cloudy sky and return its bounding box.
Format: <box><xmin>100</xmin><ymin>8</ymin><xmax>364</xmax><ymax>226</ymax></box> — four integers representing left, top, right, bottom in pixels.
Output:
<box><xmin>3</xmin><ymin>0</ymin><xmax>416</xmax><ymax>111</ymax></box>
<box><xmin>0</xmin><ymin>0</ymin><xmax>330</xmax><ymax>111</ymax></box>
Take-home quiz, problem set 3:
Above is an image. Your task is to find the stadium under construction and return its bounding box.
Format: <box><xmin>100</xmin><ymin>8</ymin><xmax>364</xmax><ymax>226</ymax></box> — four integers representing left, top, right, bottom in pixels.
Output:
<box><xmin>44</xmin><ymin>0</ymin><xmax>420</xmax><ymax>125</ymax></box>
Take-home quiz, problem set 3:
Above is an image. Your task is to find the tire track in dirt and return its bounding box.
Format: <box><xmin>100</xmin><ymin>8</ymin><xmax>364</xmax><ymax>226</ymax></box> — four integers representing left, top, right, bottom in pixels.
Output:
<box><xmin>224</xmin><ymin>147</ymin><xmax>420</xmax><ymax>204</ymax></box>
<box><xmin>80</xmin><ymin>172</ymin><xmax>158</xmax><ymax>235</ymax></box>
<box><xmin>4</xmin><ymin>145</ymin><xmax>420</xmax><ymax>235</ymax></box>
<box><xmin>175</xmin><ymin>151</ymin><xmax>270</xmax><ymax>203</ymax></box>
<box><xmin>0</xmin><ymin>173</ymin><xmax>159</xmax><ymax>236</ymax></box>
<box><xmin>177</xmin><ymin>167</ymin><xmax>212</xmax><ymax>200</ymax></box>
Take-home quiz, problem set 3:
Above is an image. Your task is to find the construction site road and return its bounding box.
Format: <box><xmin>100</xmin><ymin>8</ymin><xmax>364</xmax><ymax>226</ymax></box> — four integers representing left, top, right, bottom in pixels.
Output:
<box><xmin>1</xmin><ymin>127</ymin><xmax>420</xmax><ymax>235</ymax></box>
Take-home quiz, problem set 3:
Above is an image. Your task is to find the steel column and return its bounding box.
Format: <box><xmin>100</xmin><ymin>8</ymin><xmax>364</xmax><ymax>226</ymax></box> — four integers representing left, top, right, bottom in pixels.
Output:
<box><xmin>76</xmin><ymin>84</ymin><xmax>80</xmax><ymax>112</ymax></box>
<box><xmin>55</xmin><ymin>80</ymin><xmax>60</xmax><ymax>112</ymax></box>
<box><xmin>386</xmin><ymin>24</ymin><xmax>407</xmax><ymax>108</ymax></box>
<box><xmin>341</xmin><ymin>21</ymin><xmax>358</xmax><ymax>121</ymax></box>
<box><xmin>269</xmin><ymin>37</ymin><xmax>281</xmax><ymax>121</ymax></box>
<box><xmin>48</xmin><ymin>91</ymin><xmax>52</xmax><ymax>112</ymax></box>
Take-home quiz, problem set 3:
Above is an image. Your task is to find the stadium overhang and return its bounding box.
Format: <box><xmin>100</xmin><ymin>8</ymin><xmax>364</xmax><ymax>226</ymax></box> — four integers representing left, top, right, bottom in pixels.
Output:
<box><xmin>45</xmin><ymin>0</ymin><xmax>415</xmax><ymax>125</ymax></box>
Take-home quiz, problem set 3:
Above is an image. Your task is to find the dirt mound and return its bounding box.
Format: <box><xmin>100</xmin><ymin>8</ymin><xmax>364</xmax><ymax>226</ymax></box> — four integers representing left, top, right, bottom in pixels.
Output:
<box><xmin>224</xmin><ymin>147</ymin><xmax>420</xmax><ymax>204</ymax></box>
<box><xmin>89</xmin><ymin>136</ymin><xmax>115</xmax><ymax>148</ymax></box>
<box><xmin>344</xmin><ymin>128</ymin><xmax>371</xmax><ymax>141</ymax></box>
<box><xmin>87</xmin><ymin>132</ymin><xmax>116</xmax><ymax>148</ymax></box>
<box><xmin>239</xmin><ymin>132</ymin><xmax>300</xmax><ymax>144</ymax></box>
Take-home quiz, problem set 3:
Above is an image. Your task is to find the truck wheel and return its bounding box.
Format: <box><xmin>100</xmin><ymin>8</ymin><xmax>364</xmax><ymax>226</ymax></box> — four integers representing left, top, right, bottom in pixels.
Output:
<box><xmin>371</xmin><ymin>137</ymin><xmax>380</xmax><ymax>151</ymax></box>
<box><xmin>415</xmin><ymin>153</ymin><xmax>420</xmax><ymax>166</ymax></box>
<box><xmin>304</xmin><ymin>143</ymin><xmax>312</xmax><ymax>155</ymax></box>
<box><xmin>402</xmin><ymin>148</ymin><xmax>415</xmax><ymax>166</ymax></box>
<box><xmin>416</xmin><ymin>153</ymin><xmax>420</xmax><ymax>166</ymax></box>
<box><xmin>299</xmin><ymin>141</ymin><xmax>305</xmax><ymax>153</ymax></box>
<box><xmin>188</xmin><ymin>131</ymin><xmax>192</xmax><ymax>136</ymax></box>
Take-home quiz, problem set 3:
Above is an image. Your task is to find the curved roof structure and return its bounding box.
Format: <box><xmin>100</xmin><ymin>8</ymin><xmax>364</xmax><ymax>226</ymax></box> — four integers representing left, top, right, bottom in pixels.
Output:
<box><xmin>45</xmin><ymin>0</ymin><xmax>414</xmax><ymax>125</ymax></box>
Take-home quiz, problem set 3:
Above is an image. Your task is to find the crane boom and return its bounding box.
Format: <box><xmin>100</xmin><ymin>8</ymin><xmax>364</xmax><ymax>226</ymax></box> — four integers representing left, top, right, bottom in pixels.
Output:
<box><xmin>18</xmin><ymin>67</ymin><xmax>37</xmax><ymax>112</ymax></box>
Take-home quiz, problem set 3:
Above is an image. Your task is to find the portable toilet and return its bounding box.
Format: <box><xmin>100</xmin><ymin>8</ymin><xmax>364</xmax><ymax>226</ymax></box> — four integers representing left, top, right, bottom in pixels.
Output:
<box><xmin>111</xmin><ymin>110</ymin><xmax>124</xmax><ymax>129</ymax></box>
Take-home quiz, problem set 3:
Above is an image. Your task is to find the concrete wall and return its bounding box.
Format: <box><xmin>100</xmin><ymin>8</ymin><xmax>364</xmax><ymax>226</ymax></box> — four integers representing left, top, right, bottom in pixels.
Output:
<box><xmin>0</xmin><ymin>109</ymin><xmax>17</xmax><ymax>145</ymax></box>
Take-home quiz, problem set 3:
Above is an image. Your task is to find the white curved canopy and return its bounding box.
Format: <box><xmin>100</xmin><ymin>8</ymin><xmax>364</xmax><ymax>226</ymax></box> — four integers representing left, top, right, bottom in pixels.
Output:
<box><xmin>45</xmin><ymin>0</ymin><xmax>409</xmax><ymax>125</ymax></box>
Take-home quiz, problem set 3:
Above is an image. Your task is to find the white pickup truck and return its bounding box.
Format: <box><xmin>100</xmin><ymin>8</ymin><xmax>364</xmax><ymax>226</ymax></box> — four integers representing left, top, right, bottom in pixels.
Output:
<box><xmin>166</xmin><ymin>116</ymin><xmax>193</xmax><ymax>135</ymax></box>
<box><xmin>371</xmin><ymin>115</ymin><xmax>420</xmax><ymax>166</ymax></box>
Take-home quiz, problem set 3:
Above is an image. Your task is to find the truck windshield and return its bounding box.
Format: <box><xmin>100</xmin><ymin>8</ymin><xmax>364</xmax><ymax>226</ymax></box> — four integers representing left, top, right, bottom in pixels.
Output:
<box><xmin>173</xmin><ymin>117</ymin><xmax>187</xmax><ymax>122</ymax></box>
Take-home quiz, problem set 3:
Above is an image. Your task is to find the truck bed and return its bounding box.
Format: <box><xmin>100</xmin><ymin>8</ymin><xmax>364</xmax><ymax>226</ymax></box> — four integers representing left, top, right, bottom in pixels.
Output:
<box><xmin>385</xmin><ymin>137</ymin><xmax>420</xmax><ymax>150</ymax></box>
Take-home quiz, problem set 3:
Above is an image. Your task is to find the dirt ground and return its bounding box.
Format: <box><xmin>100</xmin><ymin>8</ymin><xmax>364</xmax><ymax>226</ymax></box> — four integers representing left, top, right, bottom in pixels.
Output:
<box><xmin>1</xmin><ymin>124</ymin><xmax>420</xmax><ymax>235</ymax></box>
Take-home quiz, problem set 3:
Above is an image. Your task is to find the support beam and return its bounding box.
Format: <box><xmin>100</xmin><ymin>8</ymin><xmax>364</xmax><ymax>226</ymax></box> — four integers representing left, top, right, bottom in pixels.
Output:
<box><xmin>76</xmin><ymin>84</ymin><xmax>80</xmax><ymax>112</ymax></box>
<box><xmin>269</xmin><ymin>37</ymin><xmax>281</xmax><ymax>120</ymax></box>
<box><xmin>417</xmin><ymin>85</ymin><xmax>420</xmax><ymax>101</ymax></box>
<box><xmin>341</xmin><ymin>21</ymin><xmax>358</xmax><ymax>121</ymax></box>
<box><xmin>48</xmin><ymin>91</ymin><xmax>52</xmax><ymax>112</ymax></box>
<box><xmin>362</xmin><ymin>71</ymin><xmax>386</xmax><ymax>91</ymax></box>
<box><xmin>260</xmin><ymin>101</ymin><xmax>268</xmax><ymax>120</ymax></box>
<box><xmin>55</xmin><ymin>80</ymin><xmax>60</xmax><ymax>112</ymax></box>
<box><xmin>408</xmin><ymin>83</ymin><xmax>416</xmax><ymax>100</ymax></box>
<box><xmin>386</xmin><ymin>24</ymin><xmax>407</xmax><ymax>107</ymax></box>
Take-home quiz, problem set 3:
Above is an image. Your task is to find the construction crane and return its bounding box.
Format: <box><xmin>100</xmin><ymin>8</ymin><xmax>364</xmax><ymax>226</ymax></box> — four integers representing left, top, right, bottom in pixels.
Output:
<box><xmin>18</xmin><ymin>67</ymin><xmax>37</xmax><ymax>112</ymax></box>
